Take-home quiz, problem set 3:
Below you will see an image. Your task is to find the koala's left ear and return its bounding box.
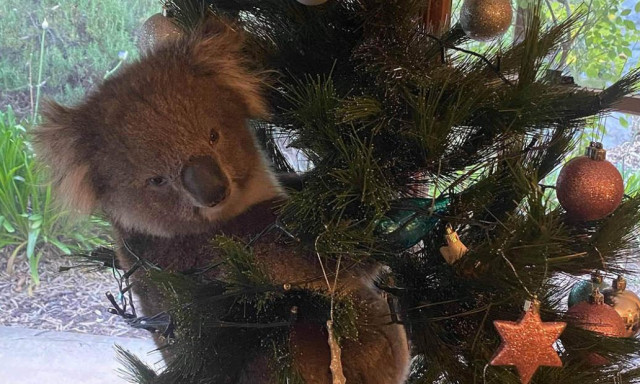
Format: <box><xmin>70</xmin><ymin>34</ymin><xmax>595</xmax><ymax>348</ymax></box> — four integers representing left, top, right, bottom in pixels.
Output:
<box><xmin>188</xmin><ymin>17</ymin><xmax>269</xmax><ymax>119</ymax></box>
<box><xmin>31</xmin><ymin>101</ymin><xmax>98</xmax><ymax>214</ymax></box>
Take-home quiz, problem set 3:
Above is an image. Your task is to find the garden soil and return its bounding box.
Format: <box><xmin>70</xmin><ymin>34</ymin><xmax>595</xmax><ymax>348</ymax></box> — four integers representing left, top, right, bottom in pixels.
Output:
<box><xmin>0</xmin><ymin>248</ymin><xmax>148</xmax><ymax>338</ymax></box>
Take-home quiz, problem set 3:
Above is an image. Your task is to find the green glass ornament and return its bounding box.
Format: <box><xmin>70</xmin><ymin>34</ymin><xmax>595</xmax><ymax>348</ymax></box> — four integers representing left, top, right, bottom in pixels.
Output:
<box><xmin>377</xmin><ymin>196</ymin><xmax>449</xmax><ymax>250</ymax></box>
<box><xmin>568</xmin><ymin>272</ymin><xmax>609</xmax><ymax>308</ymax></box>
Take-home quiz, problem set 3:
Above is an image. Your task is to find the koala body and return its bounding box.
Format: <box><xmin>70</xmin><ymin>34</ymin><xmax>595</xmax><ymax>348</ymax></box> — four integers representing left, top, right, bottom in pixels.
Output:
<box><xmin>33</xmin><ymin>19</ymin><xmax>409</xmax><ymax>384</ymax></box>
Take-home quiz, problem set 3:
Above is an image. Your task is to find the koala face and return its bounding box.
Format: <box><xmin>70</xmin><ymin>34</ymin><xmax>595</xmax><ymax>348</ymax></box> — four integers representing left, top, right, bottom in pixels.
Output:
<box><xmin>32</xmin><ymin>20</ymin><xmax>283</xmax><ymax>237</ymax></box>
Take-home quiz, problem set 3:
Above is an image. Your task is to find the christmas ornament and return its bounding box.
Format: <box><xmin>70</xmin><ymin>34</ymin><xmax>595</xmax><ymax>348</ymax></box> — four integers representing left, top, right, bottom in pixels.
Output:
<box><xmin>556</xmin><ymin>142</ymin><xmax>624</xmax><ymax>222</ymax></box>
<box><xmin>567</xmin><ymin>271</ymin><xmax>609</xmax><ymax>308</ymax></box>
<box><xmin>376</xmin><ymin>196</ymin><xmax>449</xmax><ymax>250</ymax></box>
<box><xmin>566</xmin><ymin>289</ymin><xmax>627</xmax><ymax>337</ymax></box>
<box><xmin>138</xmin><ymin>13</ymin><xmax>183</xmax><ymax>52</ymax></box>
<box><xmin>566</xmin><ymin>289</ymin><xmax>627</xmax><ymax>366</ymax></box>
<box><xmin>423</xmin><ymin>0</ymin><xmax>452</xmax><ymax>35</ymax></box>
<box><xmin>459</xmin><ymin>0</ymin><xmax>513</xmax><ymax>41</ymax></box>
<box><xmin>491</xmin><ymin>299</ymin><xmax>566</xmax><ymax>384</ymax></box>
<box><xmin>296</xmin><ymin>0</ymin><xmax>328</xmax><ymax>5</ymax></box>
<box><xmin>583</xmin><ymin>352</ymin><xmax>610</xmax><ymax>366</ymax></box>
<box><xmin>439</xmin><ymin>224</ymin><xmax>468</xmax><ymax>264</ymax></box>
<box><xmin>602</xmin><ymin>276</ymin><xmax>640</xmax><ymax>337</ymax></box>
<box><xmin>327</xmin><ymin>320</ymin><xmax>346</xmax><ymax>384</ymax></box>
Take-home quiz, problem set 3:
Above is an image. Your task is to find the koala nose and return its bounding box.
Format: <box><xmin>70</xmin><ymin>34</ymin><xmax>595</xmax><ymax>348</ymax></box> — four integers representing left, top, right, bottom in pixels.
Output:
<box><xmin>181</xmin><ymin>156</ymin><xmax>229</xmax><ymax>207</ymax></box>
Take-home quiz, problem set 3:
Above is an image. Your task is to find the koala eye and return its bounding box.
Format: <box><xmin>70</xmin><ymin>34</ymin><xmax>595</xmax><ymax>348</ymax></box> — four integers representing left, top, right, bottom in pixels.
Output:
<box><xmin>209</xmin><ymin>130</ymin><xmax>219</xmax><ymax>145</ymax></box>
<box><xmin>147</xmin><ymin>176</ymin><xmax>168</xmax><ymax>187</ymax></box>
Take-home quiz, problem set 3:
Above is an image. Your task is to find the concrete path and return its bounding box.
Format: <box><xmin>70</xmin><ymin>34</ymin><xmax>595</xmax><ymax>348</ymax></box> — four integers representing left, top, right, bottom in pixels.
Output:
<box><xmin>0</xmin><ymin>326</ymin><xmax>164</xmax><ymax>384</ymax></box>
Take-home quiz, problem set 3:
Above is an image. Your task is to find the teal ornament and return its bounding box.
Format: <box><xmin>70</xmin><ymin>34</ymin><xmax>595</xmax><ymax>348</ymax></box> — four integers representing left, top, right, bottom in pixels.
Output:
<box><xmin>377</xmin><ymin>196</ymin><xmax>449</xmax><ymax>250</ymax></box>
<box><xmin>568</xmin><ymin>277</ymin><xmax>609</xmax><ymax>308</ymax></box>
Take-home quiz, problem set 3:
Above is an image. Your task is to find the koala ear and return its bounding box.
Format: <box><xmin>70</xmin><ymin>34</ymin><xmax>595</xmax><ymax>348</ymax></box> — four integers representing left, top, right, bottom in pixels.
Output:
<box><xmin>31</xmin><ymin>101</ymin><xmax>97</xmax><ymax>214</ymax></box>
<box><xmin>189</xmin><ymin>17</ymin><xmax>269</xmax><ymax>119</ymax></box>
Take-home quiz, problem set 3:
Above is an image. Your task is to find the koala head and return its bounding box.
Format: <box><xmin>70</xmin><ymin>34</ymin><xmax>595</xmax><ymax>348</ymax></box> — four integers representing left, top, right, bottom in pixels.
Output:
<box><xmin>32</xmin><ymin>19</ymin><xmax>283</xmax><ymax>238</ymax></box>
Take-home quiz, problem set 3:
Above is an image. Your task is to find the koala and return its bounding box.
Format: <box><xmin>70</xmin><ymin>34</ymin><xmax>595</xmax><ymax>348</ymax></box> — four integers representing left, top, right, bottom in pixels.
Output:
<box><xmin>32</xmin><ymin>18</ymin><xmax>410</xmax><ymax>384</ymax></box>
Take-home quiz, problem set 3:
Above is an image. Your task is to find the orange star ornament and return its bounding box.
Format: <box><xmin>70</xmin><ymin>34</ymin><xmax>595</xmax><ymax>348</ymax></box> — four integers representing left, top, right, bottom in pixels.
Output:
<box><xmin>490</xmin><ymin>301</ymin><xmax>566</xmax><ymax>384</ymax></box>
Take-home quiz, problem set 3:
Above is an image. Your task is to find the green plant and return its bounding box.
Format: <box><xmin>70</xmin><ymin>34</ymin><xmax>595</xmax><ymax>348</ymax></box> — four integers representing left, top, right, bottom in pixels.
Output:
<box><xmin>0</xmin><ymin>106</ymin><xmax>110</xmax><ymax>287</ymax></box>
<box><xmin>32</xmin><ymin>18</ymin><xmax>49</xmax><ymax>122</ymax></box>
<box><xmin>0</xmin><ymin>0</ymin><xmax>157</xmax><ymax>116</ymax></box>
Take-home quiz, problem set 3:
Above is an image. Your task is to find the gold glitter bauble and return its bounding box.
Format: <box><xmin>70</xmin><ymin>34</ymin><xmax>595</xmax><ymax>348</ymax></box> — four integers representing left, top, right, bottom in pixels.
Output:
<box><xmin>459</xmin><ymin>0</ymin><xmax>513</xmax><ymax>41</ymax></box>
<box><xmin>602</xmin><ymin>277</ymin><xmax>640</xmax><ymax>337</ymax></box>
<box><xmin>556</xmin><ymin>144</ymin><xmax>623</xmax><ymax>222</ymax></box>
<box><xmin>138</xmin><ymin>13</ymin><xmax>183</xmax><ymax>52</ymax></box>
<box><xmin>491</xmin><ymin>303</ymin><xmax>566</xmax><ymax>384</ymax></box>
<box><xmin>604</xmin><ymin>290</ymin><xmax>640</xmax><ymax>337</ymax></box>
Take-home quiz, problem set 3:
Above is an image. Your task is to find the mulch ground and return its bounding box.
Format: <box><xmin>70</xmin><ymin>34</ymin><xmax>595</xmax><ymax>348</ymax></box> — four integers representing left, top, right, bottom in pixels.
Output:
<box><xmin>0</xmin><ymin>248</ymin><xmax>149</xmax><ymax>338</ymax></box>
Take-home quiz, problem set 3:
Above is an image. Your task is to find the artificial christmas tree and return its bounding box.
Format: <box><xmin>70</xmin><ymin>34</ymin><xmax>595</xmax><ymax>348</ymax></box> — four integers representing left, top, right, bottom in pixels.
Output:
<box><xmin>69</xmin><ymin>0</ymin><xmax>640</xmax><ymax>383</ymax></box>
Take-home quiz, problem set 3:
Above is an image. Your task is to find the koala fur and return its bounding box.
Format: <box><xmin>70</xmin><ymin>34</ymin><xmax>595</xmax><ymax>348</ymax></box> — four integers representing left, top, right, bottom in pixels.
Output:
<box><xmin>32</xmin><ymin>19</ymin><xmax>410</xmax><ymax>384</ymax></box>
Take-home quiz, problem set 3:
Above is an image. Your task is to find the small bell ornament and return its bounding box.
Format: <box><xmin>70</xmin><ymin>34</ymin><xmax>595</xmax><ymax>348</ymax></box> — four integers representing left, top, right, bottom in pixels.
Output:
<box><xmin>556</xmin><ymin>142</ymin><xmax>624</xmax><ymax>222</ymax></box>
<box><xmin>567</xmin><ymin>271</ymin><xmax>609</xmax><ymax>308</ymax></box>
<box><xmin>459</xmin><ymin>0</ymin><xmax>513</xmax><ymax>41</ymax></box>
<box><xmin>439</xmin><ymin>224</ymin><xmax>468</xmax><ymax>265</ymax></box>
<box><xmin>602</xmin><ymin>276</ymin><xmax>640</xmax><ymax>337</ymax></box>
<box><xmin>138</xmin><ymin>11</ymin><xmax>183</xmax><ymax>52</ymax></box>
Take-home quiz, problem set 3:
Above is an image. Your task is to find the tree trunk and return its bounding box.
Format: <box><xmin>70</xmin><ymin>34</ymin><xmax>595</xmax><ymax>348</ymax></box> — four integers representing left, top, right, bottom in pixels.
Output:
<box><xmin>423</xmin><ymin>0</ymin><xmax>453</xmax><ymax>35</ymax></box>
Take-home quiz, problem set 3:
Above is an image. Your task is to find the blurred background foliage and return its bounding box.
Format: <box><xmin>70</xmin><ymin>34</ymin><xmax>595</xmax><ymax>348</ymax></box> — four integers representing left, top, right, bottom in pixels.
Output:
<box><xmin>0</xmin><ymin>0</ymin><xmax>157</xmax><ymax>116</ymax></box>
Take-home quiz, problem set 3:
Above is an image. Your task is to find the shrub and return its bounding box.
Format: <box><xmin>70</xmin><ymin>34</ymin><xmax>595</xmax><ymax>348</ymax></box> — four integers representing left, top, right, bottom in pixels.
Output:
<box><xmin>0</xmin><ymin>106</ymin><xmax>110</xmax><ymax>287</ymax></box>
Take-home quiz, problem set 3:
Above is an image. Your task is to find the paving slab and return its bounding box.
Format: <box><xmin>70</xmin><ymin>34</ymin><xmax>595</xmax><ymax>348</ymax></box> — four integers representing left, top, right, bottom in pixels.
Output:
<box><xmin>0</xmin><ymin>326</ymin><xmax>163</xmax><ymax>384</ymax></box>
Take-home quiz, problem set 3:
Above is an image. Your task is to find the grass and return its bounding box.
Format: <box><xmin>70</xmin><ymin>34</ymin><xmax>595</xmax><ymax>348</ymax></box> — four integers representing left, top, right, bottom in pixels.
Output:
<box><xmin>0</xmin><ymin>0</ymin><xmax>157</xmax><ymax>115</ymax></box>
<box><xmin>0</xmin><ymin>107</ymin><xmax>112</xmax><ymax>289</ymax></box>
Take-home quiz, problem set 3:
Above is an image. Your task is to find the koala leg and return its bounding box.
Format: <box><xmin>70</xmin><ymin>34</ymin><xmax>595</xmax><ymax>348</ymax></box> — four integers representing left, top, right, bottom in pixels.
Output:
<box><xmin>341</xmin><ymin>284</ymin><xmax>410</xmax><ymax>384</ymax></box>
<box><xmin>236</xmin><ymin>355</ymin><xmax>273</xmax><ymax>384</ymax></box>
<box><xmin>291</xmin><ymin>284</ymin><xmax>410</xmax><ymax>384</ymax></box>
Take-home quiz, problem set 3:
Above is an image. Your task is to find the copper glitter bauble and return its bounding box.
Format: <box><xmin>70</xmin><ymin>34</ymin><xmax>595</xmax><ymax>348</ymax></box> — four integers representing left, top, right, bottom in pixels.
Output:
<box><xmin>491</xmin><ymin>301</ymin><xmax>566</xmax><ymax>384</ymax></box>
<box><xmin>556</xmin><ymin>142</ymin><xmax>623</xmax><ymax>222</ymax></box>
<box><xmin>138</xmin><ymin>13</ymin><xmax>183</xmax><ymax>52</ymax></box>
<box><xmin>584</xmin><ymin>353</ymin><xmax>611</xmax><ymax>366</ymax></box>
<box><xmin>459</xmin><ymin>0</ymin><xmax>513</xmax><ymax>41</ymax></box>
<box><xmin>297</xmin><ymin>0</ymin><xmax>328</xmax><ymax>5</ymax></box>
<box><xmin>602</xmin><ymin>276</ymin><xmax>640</xmax><ymax>337</ymax></box>
<box><xmin>566</xmin><ymin>290</ymin><xmax>627</xmax><ymax>366</ymax></box>
<box><xmin>566</xmin><ymin>295</ymin><xmax>627</xmax><ymax>337</ymax></box>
